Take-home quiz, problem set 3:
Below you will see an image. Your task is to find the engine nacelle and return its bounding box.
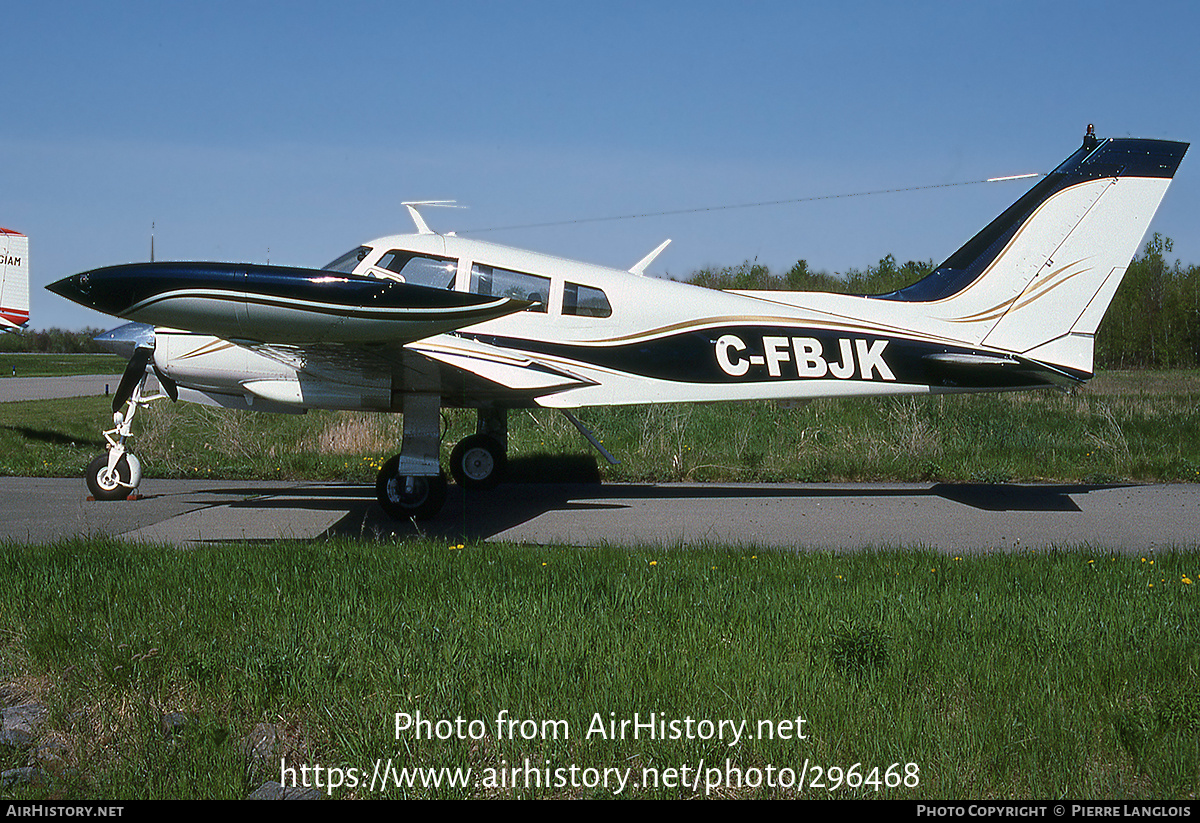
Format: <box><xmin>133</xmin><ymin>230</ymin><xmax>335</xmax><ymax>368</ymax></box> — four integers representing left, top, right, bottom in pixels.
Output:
<box><xmin>154</xmin><ymin>332</ymin><xmax>392</xmax><ymax>411</ymax></box>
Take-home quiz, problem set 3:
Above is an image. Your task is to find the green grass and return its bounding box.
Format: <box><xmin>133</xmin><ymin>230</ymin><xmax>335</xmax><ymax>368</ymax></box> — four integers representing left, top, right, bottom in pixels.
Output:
<box><xmin>0</xmin><ymin>539</ymin><xmax>1196</xmax><ymax>799</ymax></box>
<box><xmin>0</xmin><ymin>353</ymin><xmax>123</xmax><ymax>378</ymax></box>
<box><xmin>2</xmin><ymin>371</ymin><xmax>1197</xmax><ymax>798</ymax></box>
<box><xmin>2</xmin><ymin>371</ymin><xmax>1198</xmax><ymax>483</ymax></box>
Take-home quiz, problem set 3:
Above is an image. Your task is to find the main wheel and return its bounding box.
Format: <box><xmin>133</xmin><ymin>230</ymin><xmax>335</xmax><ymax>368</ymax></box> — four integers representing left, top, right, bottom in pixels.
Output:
<box><xmin>86</xmin><ymin>453</ymin><xmax>132</xmax><ymax>501</ymax></box>
<box><xmin>449</xmin><ymin>434</ymin><xmax>506</xmax><ymax>490</ymax></box>
<box><xmin>375</xmin><ymin>455</ymin><xmax>447</xmax><ymax>520</ymax></box>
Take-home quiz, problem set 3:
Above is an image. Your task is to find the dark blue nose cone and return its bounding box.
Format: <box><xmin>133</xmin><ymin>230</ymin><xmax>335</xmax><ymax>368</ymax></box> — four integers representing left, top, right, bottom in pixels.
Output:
<box><xmin>47</xmin><ymin>267</ymin><xmax>139</xmax><ymax>316</ymax></box>
<box><xmin>48</xmin><ymin>262</ymin><xmax>206</xmax><ymax>317</ymax></box>
<box><xmin>46</xmin><ymin>271</ymin><xmax>91</xmax><ymax>304</ymax></box>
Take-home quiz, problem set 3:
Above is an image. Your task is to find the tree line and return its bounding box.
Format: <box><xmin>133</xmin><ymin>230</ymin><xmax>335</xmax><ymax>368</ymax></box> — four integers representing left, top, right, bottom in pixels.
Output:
<box><xmin>0</xmin><ymin>326</ymin><xmax>113</xmax><ymax>354</ymax></box>
<box><xmin>6</xmin><ymin>235</ymin><xmax>1197</xmax><ymax>369</ymax></box>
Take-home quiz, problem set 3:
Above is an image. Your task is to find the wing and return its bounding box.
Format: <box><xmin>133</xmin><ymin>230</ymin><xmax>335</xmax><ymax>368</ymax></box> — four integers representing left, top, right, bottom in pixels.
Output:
<box><xmin>238</xmin><ymin>333</ymin><xmax>596</xmax><ymax>409</ymax></box>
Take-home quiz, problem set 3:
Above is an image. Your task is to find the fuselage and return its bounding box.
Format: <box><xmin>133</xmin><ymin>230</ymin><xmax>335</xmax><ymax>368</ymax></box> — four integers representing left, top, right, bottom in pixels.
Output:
<box><xmin>49</xmin><ymin>231</ymin><xmax>1073</xmax><ymax>413</ymax></box>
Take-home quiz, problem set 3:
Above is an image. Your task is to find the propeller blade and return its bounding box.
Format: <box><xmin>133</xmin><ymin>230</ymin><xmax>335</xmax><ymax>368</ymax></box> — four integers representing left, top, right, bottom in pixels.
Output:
<box><xmin>112</xmin><ymin>347</ymin><xmax>152</xmax><ymax>413</ymax></box>
<box><xmin>152</xmin><ymin>362</ymin><xmax>178</xmax><ymax>402</ymax></box>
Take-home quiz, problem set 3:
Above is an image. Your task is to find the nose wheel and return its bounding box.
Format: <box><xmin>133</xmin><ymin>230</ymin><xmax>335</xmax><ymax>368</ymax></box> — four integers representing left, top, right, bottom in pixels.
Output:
<box><xmin>86</xmin><ymin>453</ymin><xmax>139</xmax><ymax>501</ymax></box>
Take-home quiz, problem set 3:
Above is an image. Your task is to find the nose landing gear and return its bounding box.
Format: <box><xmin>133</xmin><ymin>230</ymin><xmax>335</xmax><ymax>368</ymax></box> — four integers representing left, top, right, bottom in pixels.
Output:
<box><xmin>86</xmin><ymin>371</ymin><xmax>169</xmax><ymax>501</ymax></box>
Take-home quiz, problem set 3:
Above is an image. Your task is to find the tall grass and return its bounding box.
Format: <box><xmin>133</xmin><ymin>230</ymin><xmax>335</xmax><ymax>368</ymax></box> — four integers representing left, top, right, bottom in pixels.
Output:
<box><xmin>2</xmin><ymin>372</ymin><xmax>1198</xmax><ymax>484</ymax></box>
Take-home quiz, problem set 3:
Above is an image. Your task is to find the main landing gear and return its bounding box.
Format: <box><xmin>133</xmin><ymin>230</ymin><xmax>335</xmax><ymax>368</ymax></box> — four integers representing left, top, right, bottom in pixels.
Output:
<box><xmin>374</xmin><ymin>400</ymin><xmax>510</xmax><ymax>521</ymax></box>
<box><xmin>375</xmin><ymin>459</ymin><xmax>448</xmax><ymax>521</ymax></box>
<box><xmin>448</xmin><ymin>433</ymin><xmax>506</xmax><ymax>490</ymax></box>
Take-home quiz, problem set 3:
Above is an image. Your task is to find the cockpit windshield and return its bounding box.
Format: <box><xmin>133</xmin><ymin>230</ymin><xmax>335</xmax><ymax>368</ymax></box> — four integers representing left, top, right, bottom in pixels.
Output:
<box><xmin>322</xmin><ymin>246</ymin><xmax>372</xmax><ymax>273</ymax></box>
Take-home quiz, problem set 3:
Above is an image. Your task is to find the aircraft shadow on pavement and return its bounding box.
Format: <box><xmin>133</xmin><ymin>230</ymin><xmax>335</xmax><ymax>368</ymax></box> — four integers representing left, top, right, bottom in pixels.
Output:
<box><xmin>355</xmin><ymin>483</ymin><xmax>1101</xmax><ymax>542</ymax></box>
<box><xmin>207</xmin><ymin>455</ymin><xmax>1110</xmax><ymax>542</ymax></box>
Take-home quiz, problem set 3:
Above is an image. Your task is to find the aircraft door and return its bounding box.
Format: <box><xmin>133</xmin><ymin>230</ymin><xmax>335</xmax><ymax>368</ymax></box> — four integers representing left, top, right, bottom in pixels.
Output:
<box><xmin>455</xmin><ymin>257</ymin><xmax>471</xmax><ymax>292</ymax></box>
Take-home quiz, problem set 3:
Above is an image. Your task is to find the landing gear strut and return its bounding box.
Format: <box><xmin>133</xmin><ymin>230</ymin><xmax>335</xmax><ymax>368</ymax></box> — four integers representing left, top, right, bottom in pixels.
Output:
<box><xmin>375</xmin><ymin>393</ymin><xmax>449</xmax><ymax>520</ymax></box>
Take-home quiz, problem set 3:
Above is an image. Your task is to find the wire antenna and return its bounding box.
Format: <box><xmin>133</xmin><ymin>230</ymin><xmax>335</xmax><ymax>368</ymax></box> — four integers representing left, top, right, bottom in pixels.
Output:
<box><xmin>460</xmin><ymin>174</ymin><xmax>1045</xmax><ymax>235</ymax></box>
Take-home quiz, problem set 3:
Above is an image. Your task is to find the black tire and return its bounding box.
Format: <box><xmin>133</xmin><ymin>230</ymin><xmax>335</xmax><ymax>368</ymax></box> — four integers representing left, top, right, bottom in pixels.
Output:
<box><xmin>86</xmin><ymin>453</ymin><xmax>131</xmax><ymax>501</ymax></box>
<box><xmin>375</xmin><ymin>455</ymin><xmax>447</xmax><ymax>520</ymax></box>
<box><xmin>449</xmin><ymin>434</ymin><xmax>506</xmax><ymax>490</ymax></box>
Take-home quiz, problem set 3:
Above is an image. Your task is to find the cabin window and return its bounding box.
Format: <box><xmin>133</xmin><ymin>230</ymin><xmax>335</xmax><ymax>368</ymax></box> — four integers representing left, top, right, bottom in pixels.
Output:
<box><xmin>563</xmin><ymin>282</ymin><xmax>612</xmax><ymax>317</ymax></box>
<box><xmin>470</xmin><ymin>264</ymin><xmax>549</xmax><ymax>312</ymax></box>
<box><xmin>374</xmin><ymin>252</ymin><xmax>458</xmax><ymax>289</ymax></box>
<box><xmin>322</xmin><ymin>246</ymin><xmax>372</xmax><ymax>273</ymax></box>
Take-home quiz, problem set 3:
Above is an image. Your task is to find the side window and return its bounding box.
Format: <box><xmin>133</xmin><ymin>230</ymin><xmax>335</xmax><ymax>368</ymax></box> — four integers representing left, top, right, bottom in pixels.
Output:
<box><xmin>470</xmin><ymin>264</ymin><xmax>549</xmax><ymax>312</ymax></box>
<box><xmin>563</xmin><ymin>282</ymin><xmax>612</xmax><ymax>318</ymax></box>
<box><xmin>375</xmin><ymin>252</ymin><xmax>457</xmax><ymax>289</ymax></box>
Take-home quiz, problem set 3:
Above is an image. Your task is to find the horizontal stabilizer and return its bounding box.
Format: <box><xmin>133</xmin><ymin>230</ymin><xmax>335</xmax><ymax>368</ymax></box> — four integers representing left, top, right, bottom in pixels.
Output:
<box><xmin>921</xmin><ymin>351</ymin><xmax>1082</xmax><ymax>389</ymax></box>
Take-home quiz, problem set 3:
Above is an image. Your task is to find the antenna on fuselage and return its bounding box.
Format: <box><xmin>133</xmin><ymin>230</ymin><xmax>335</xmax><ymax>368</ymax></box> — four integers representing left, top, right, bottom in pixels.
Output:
<box><xmin>402</xmin><ymin>201</ymin><xmax>464</xmax><ymax>235</ymax></box>
<box><xmin>629</xmin><ymin>239</ymin><xmax>672</xmax><ymax>276</ymax></box>
<box><xmin>150</xmin><ymin>222</ymin><xmax>155</xmax><ymax>262</ymax></box>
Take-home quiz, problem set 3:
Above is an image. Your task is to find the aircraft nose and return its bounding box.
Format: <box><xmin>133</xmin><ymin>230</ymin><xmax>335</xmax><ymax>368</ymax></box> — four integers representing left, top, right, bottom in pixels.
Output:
<box><xmin>46</xmin><ymin>271</ymin><xmax>93</xmax><ymax>305</ymax></box>
<box><xmin>46</xmin><ymin>267</ymin><xmax>137</xmax><ymax>316</ymax></box>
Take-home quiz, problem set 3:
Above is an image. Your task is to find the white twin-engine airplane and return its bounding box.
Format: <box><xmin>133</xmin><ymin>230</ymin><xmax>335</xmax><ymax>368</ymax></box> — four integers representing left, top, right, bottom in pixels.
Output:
<box><xmin>48</xmin><ymin>128</ymin><xmax>1188</xmax><ymax>519</ymax></box>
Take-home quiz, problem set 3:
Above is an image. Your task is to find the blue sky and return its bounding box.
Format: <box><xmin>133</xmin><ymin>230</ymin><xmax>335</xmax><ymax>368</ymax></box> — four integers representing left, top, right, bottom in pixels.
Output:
<box><xmin>6</xmin><ymin>1</ymin><xmax>1198</xmax><ymax>330</ymax></box>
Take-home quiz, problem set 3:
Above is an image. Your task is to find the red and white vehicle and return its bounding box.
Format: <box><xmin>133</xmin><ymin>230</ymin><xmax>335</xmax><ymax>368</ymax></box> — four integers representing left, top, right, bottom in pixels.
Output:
<box><xmin>0</xmin><ymin>228</ymin><xmax>29</xmax><ymax>330</ymax></box>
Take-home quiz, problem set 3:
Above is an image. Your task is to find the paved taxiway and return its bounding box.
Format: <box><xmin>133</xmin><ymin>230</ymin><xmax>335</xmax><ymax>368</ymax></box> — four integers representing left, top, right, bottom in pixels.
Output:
<box><xmin>0</xmin><ymin>374</ymin><xmax>122</xmax><ymax>402</ymax></box>
<box><xmin>0</xmin><ymin>476</ymin><xmax>1196</xmax><ymax>551</ymax></box>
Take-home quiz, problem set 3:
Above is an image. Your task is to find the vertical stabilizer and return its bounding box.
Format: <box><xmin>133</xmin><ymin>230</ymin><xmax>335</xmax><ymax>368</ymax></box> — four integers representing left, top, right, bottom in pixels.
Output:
<box><xmin>878</xmin><ymin>131</ymin><xmax>1187</xmax><ymax>377</ymax></box>
<box><xmin>0</xmin><ymin>229</ymin><xmax>29</xmax><ymax>330</ymax></box>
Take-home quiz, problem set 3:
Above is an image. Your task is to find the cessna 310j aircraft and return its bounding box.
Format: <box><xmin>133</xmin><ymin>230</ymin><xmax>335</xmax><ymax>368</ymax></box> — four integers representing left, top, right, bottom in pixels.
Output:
<box><xmin>48</xmin><ymin>128</ymin><xmax>1188</xmax><ymax>519</ymax></box>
